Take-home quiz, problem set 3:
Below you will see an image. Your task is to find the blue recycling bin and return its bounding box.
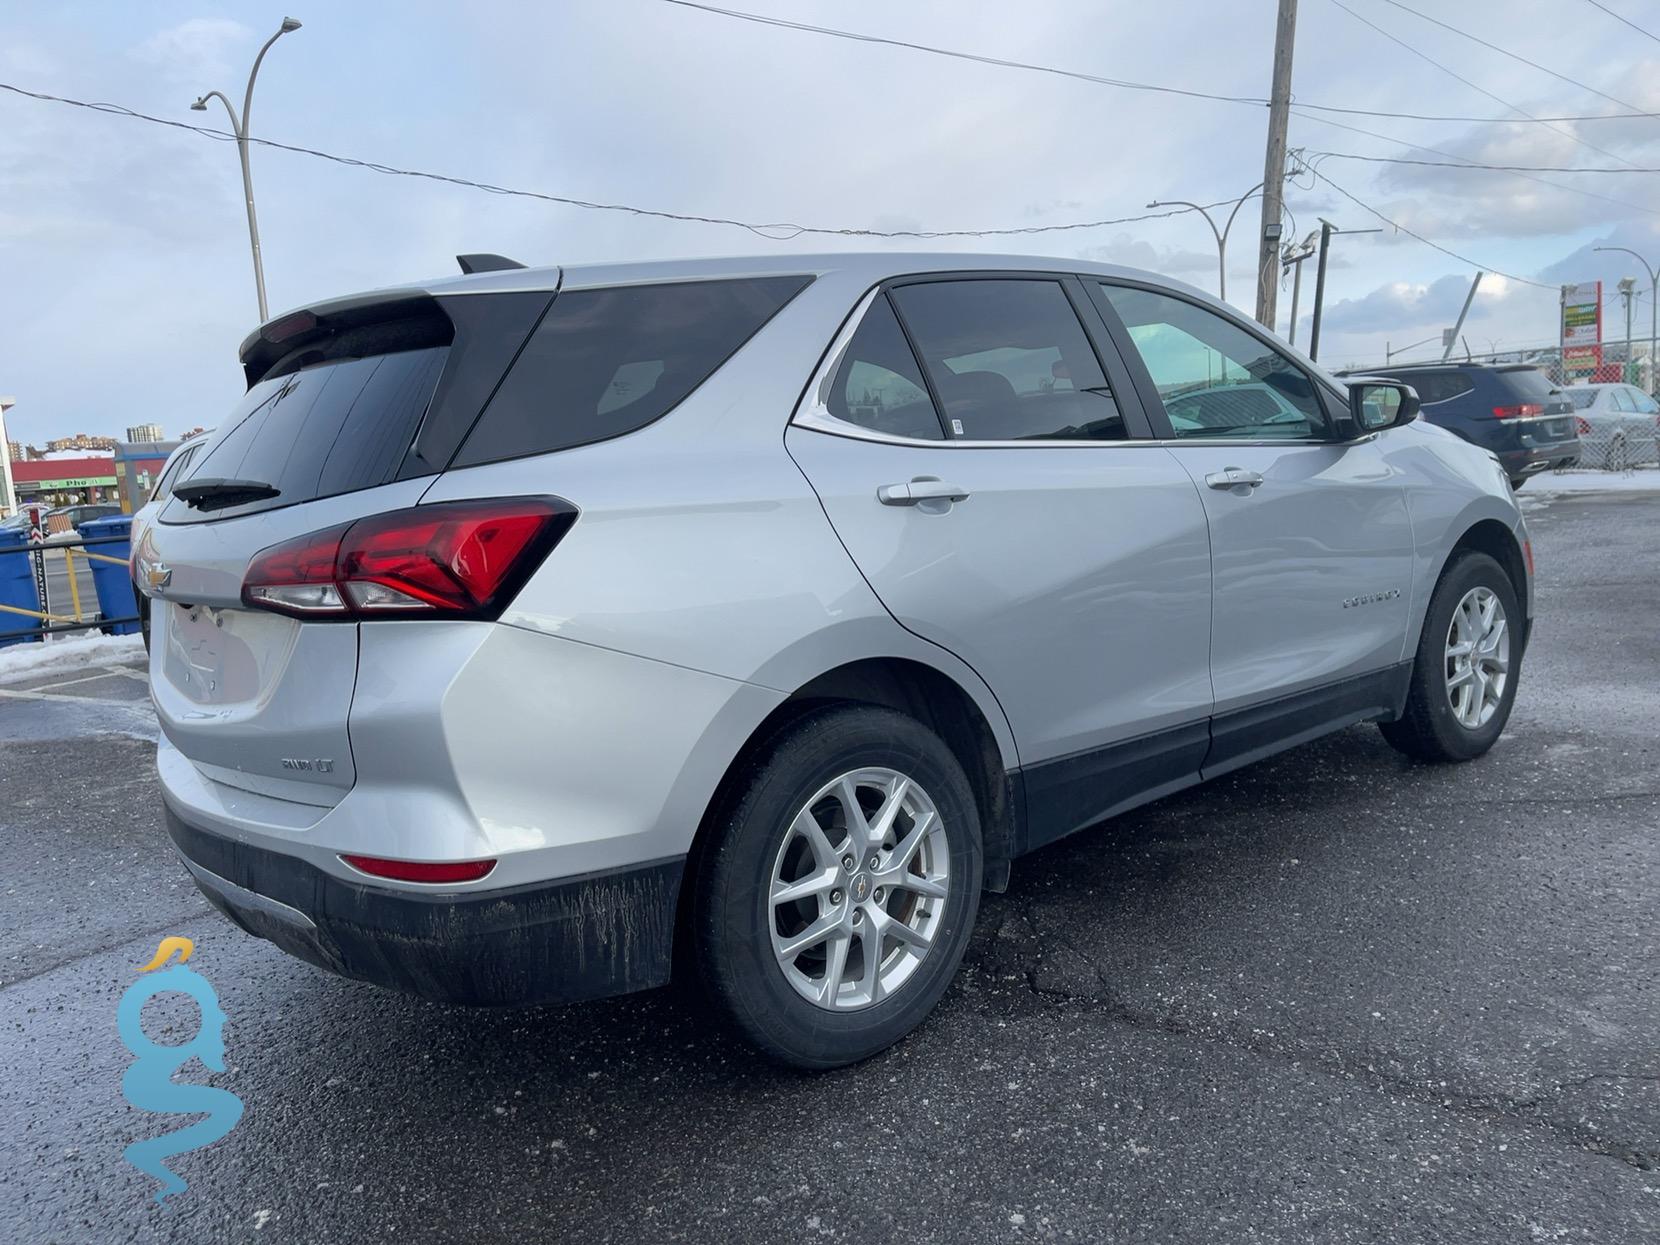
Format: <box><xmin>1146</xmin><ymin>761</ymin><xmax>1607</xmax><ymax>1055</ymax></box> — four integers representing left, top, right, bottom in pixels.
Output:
<box><xmin>76</xmin><ymin>515</ymin><xmax>141</xmax><ymax>636</ymax></box>
<box><xmin>0</xmin><ymin>526</ymin><xmax>43</xmax><ymax>648</ymax></box>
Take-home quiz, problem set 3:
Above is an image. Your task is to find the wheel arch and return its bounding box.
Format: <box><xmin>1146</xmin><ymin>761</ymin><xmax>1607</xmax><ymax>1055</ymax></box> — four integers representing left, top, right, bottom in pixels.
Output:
<box><xmin>1438</xmin><ymin>516</ymin><xmax>1531</xmax><ymax>652</ymax></box>
<box><xmin>673</xmin><ymin>656</ymin><xmax>1021</xmax><ymax>978</ymax></box>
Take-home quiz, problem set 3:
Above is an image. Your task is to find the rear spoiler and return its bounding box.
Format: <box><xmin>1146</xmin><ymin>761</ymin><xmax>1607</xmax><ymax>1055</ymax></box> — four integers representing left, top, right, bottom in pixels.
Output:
<box><xmin>238</xmin><ymin>290</ymin><xmax>442</xmax><ymax>388</ymax></box>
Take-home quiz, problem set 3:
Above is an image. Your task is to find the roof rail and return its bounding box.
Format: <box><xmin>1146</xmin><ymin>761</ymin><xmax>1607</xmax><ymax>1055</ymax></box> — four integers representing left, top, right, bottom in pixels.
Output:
<box><xmin>456</xmin><ymin>254</ymin><xmax>527</xmax><ymax>275</ymax></box>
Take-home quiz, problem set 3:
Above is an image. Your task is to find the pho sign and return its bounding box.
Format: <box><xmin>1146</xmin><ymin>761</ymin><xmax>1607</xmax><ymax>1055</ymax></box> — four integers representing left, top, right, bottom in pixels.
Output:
<box><xmin>1561</xmin><ymin>281</ymin><xmax>1602</xmax><ymax>379</ymax></box>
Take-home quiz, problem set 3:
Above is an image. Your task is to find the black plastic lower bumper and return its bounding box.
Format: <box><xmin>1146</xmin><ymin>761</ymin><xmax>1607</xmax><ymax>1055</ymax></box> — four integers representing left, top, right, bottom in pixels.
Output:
<box><xmin>164</xmin><ymin>807</ymin><xmax>684</xmax><ymax>1007</ymax></box>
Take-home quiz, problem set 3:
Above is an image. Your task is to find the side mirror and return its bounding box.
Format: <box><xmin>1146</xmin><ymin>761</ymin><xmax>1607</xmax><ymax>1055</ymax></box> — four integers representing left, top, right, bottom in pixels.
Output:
<box><xmin>1346</xmin><ymin>377</ymin><xmax>1420</xmax><ymax>434</ymax></box>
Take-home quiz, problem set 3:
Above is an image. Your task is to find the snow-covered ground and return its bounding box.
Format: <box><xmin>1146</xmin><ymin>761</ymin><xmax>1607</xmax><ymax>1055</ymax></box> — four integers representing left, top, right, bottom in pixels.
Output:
<box><xmin>0</xmin><ymin>631</ymin><xmax>144</xmax><ymax>685</ymax></box>
<box><xmin>1528</xmin><ymin>467</ymin><xmax>1660</xmax><ymax>494</ymax></box>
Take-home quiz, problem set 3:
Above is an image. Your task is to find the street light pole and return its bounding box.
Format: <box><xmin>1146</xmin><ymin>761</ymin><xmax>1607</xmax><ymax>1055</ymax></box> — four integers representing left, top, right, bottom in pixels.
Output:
<box><xmin>1595</xmin><ymin>246</ymin><xmax>1659</xmax><ymax>394</ymax></box>
<box><xmin>1306</xmin><ymin>220</ymin><xmax>1382</xmax><ymax>363</ymax></box>
<box><xmin>191</xmin><ymin>16</ymin><xmax>302</xmax><ymax>323</ymax></box>
<box><xmin>1147</xmin><ymin>183</ymin><xmax>1264</xmax><ymax>303</ymax></box>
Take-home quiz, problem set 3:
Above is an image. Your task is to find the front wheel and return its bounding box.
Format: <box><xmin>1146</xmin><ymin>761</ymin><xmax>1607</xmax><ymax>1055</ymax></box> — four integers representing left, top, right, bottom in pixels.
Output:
<box><xmin>692</xmin><ymin>704</ymin><xmax>982</xmax><ymax>1069</ymax></box>
<box><xmin>1380</xmin><ymin>551</ymin><xmax>1521</xmax><ymax>762</ymax></box>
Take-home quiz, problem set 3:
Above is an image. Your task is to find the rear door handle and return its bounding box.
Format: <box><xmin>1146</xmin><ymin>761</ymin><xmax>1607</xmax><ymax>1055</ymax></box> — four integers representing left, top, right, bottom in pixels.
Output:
<box><xmin>1205</xmin><ymin>467</ymin><xmax>1264</xmax><ymax>490</ymax></box>
<box><xmin>877</xmin><ymin>479</ymin><xmax>971</xmax><ymax>506</ymax></box>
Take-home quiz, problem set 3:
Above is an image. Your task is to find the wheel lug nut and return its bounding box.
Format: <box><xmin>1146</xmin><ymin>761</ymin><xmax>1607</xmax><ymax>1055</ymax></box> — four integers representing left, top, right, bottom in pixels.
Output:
<box><xmin>830</xmin><ymin>889</ymin><xmax>843</xmax><ymax>904</ymax></box>
<box><xmin>867</xmin><ymin>855</ymin><xmax>880</xmax><ymax>870</ymax></box>
<box><xmin>852</xmin><ymin>909</ymin><xmax>863</xmax><ymax>925</ymax></box>
<box><xmin>873</xmin><ymin>887</ymin><xmax>885</xmax><ymax>902</ymax></box>
<box><xmin>842</xmin><ymin>855</ymin><xmax>855</xmax><ymax>872</ymax></box>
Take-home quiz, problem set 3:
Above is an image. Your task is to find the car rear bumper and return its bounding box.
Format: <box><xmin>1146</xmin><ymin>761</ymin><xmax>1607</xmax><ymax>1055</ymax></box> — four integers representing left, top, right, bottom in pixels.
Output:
<box><xmin>1498</xmin><ymin>438</ymin><xmax>1579</xmax><ymax>479</ymax></box>
<box><xmin>165</xmin><ymin>805</ymin><xmax>684</xmax><ymax>1005</ymax></box>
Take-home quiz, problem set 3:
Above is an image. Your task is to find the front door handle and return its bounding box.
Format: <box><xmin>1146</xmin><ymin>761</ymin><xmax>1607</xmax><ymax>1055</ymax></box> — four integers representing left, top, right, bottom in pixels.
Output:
<box><xmin>1205</xmin><ymin>467</ymin><xmax>1265</xmax><ymax>490</ymax></box>
<box><xmin>877</xmin><ymin>479</ymin><xmax>971</xmax><ymax>506</ymax></box>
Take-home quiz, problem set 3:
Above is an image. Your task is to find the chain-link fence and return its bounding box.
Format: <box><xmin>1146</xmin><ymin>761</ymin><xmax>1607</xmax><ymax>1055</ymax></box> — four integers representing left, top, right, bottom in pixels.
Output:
<box><xmin>1348</xmin><ymin>341</ymin><xmax>1660</xmax><ymax>476</ymax></box>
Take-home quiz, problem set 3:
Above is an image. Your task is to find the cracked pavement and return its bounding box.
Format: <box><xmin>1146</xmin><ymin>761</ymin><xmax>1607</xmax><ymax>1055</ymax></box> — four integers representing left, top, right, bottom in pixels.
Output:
<box><xmin>2</xmin><ymin>492</ymin><xmax>1655</xmax><ymax>1243</ymax></box>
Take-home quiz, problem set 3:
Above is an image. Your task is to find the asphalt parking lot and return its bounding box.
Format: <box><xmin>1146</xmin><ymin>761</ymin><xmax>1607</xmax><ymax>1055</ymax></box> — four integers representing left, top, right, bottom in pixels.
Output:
<box><xmin>2</xmin><ymin>490</ymin><xmax>1655</xmax><ymax>1244</ymax></box>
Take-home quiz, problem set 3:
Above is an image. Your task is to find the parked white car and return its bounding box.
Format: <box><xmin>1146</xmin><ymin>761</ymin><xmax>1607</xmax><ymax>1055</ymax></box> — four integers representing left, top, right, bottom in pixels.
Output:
<box><xmin>1566</xmin><ymin>383</ymin><xmax>1660</xmax><ymax>469</ymax></box>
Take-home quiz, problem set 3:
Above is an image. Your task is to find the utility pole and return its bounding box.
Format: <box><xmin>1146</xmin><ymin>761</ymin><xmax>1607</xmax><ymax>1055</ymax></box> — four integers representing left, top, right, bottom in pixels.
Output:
<box><xmin>1255</xmin><ymin>0</ymin><xmax>1298</xmax><ymax>329</ymax></box>
<box><xmin>1306</xmin><ymin>220</ymin><xmax>1381</xmax><ymax>363</ymax></box>
<box><xmin>1442</xmin><ymin>273</ymin><xmax>1483</xmax><ymax>360</ymax></box>
<box><xmin>1618</xmin><ymin>277</ymin><xmax>1636</xmax><ymax>371</ymax></box>
<box><xmin>1281</xmin><ymin>230</ymin><xmax>1318</xmax><ymax>347</ymax></box>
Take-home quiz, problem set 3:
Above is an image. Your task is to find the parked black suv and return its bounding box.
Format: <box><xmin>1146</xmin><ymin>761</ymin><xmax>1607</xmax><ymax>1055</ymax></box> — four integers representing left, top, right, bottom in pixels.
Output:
<box><xmin>1338</xmin><ymin>363</ymin><xmax>1580</xmax><ymax>488</ymax></box>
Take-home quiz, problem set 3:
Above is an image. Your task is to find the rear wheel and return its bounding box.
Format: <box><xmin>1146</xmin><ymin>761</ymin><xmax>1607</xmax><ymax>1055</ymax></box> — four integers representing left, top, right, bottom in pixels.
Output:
<box><xmin>1603</xmin><ymin>433</ymin><xmax>1629</xmax><ymax>471</ymax></box>
<box><xmin>693</xmin><ymin>704</ymin><xmax>981</xmax><ymax>1069</ymax></box>
<box><xmin>1380</xmin><ymin>551</ymin><xmax>1520</xmax><ymax>762</ymax></box>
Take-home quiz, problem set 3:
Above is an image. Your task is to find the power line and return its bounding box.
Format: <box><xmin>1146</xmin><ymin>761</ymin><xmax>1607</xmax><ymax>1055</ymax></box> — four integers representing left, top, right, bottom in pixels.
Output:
<box><xmin>658</xmin><ymin>0</ymin><xmax>1660</xmax><ymax>128</ymax></box>
<box><xmin>1369</xmin><ymin>0</ymin><xmax>1650</xmax><ymax>115</ymax></box>
<box><xmin>1582</xmin><ymin>0</ymin><xmax>1660</xmax><ymax>45</ymax></box>
<box><xmin>0</xmin><ymin>79</ymin><xmax>1239</xmax><ymax>241</ymax></box>
<box><xmin>1290</xmin><ymin>109</ymin><xmax>1660</xmax><ymax>218</ymax></box>
<box><xmin>1324</xmin><ymin>0</ymin><xmax>1643</xmax><ymax>171</ymax></box>
<box><xmin>1303</xmin><ymin>167</ymin><xmax>1554</xmax><ymax>289</ymax></box>
<box><xmin>1309</xmin><ymin>149</ymin><xmax>1660</xmax><ymax>174</ymax></box>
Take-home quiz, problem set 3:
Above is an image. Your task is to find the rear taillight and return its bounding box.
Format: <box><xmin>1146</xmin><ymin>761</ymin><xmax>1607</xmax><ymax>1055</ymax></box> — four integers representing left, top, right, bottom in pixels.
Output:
<box><xmin>242</xmin><ymin>497</ymin><xmax>575</xmax><ymax>621</ymax></box>
<box><xmin>341</xmin><ymin>854</ymin><xmax>497</xmax><ymax>884</ymax></box>
<box><xmin>1492</xmin><ymin>403</ymin><xmax>1545</xmax><ymax>419</ymax></box>
<box><xmin>1575</xmin><ymin>416</ymin><xmax>1592</xmax><ymax>437</ymax></box>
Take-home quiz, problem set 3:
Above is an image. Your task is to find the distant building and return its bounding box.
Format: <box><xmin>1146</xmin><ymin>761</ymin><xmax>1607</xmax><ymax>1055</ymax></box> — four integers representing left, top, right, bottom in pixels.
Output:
<box><xmin>44</xmin><ymin>433</ymin><xmax>118</xmax><ymax>454</ymax></box>
<box><xmin>126</xmin><ymin>422</ymin><xmax>166</xmax><ymax>443</ymax></box>
<box><xmin>113</xmin><ymin>440</ymin><xmax>179</xmax><ymax>513</ymax></box>
<box><xmin>9</xmin><ymin>455</ymin><xmax>119</xmax><ymax>506</ymax></box>
<box><xmin>6</xmin><ymin>441</ymin><xmax>19</xmax><ymax>462</ymax></box>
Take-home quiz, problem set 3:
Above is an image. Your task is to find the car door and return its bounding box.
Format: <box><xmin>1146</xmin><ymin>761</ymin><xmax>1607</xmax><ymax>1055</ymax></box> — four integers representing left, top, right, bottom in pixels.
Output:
<box><xmin>785</xmin><ymin>274</ymin><xmax>1215</xmax><ymax>846</ymax></box>
<box><xmin>1088</xmin><ymin>279</ymin><xmax>1415</xmax><ymax>769</ymax></box>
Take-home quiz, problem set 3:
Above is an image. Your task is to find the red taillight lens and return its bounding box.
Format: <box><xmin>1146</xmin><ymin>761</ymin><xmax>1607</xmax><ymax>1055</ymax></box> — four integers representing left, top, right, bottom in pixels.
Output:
<box><xmin>341</xmin><ymin>854</ymin><xmax>496</xmax><ymax>884</ymax></box>
<box><xmin>1492</xmin><ymin>403</ymin><xmax>1545</xmax><ymax>419</ymax></box>
<box><xmin>1574</xmin><ymin>416</ymin><xmax>1592</xmax><ymax>437</ymax></box>
<box><xmin>242</xmin><ymin>498</ymin><xmax>575</xmax><ymax>620</ymax></box>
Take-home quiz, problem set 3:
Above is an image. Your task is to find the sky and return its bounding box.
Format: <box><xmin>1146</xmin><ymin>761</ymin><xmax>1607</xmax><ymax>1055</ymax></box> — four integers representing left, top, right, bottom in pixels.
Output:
<box><xmin>2</xmin><ymin>0</ymin><xmax>1659</xmax><ymax>445</ymax></box>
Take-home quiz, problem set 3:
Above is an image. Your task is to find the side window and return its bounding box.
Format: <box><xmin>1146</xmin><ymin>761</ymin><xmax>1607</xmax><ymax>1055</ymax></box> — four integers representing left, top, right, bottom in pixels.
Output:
<box><xmin>1100</xmin><ymin>284</ymin><xmax>1329</xmax><ymax>439</ymax></box>
<box><xmin>1403</xmin><ymin>372</ymin><xmax>1474</xmax><ymax>405</ymax></box>
<box><xmin>150</xmin><ymin>446</ymin><xmax>198</xmax><ymax>502</ymax></box>
<box><xmin>889</xmin><ymin>279</ymin><xmax>1126</xmax><ymax>441</ymax></box>
<box><xmin>826</xmin><ymin>295</ymin><xmax>945</xmax><ymax>440</ymax></box>
<box><xmin>1629</xmin><ymin>387</ymin><xmax>1660</xmax><ymax>414</ymax></box>
<box><xmin>1612</xmin><ymin>387</ymin><xmax>1639</xmax><ymax>412</ymax></box>
<box><xmin>455</xmin><ymin>276</ymin><xmax>810</xmax><ymax>466</ymax></box>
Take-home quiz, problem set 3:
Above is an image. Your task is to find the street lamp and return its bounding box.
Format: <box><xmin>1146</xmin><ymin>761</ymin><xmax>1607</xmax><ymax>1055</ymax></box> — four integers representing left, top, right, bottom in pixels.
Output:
<box><xmin>1593</xmin><ymin>246</ymin><xmax>1658</xmax><ymax>394</ymax></box>
<box><xmin>191</xmin><ymin>16</ymin><xmax>303</xmax><ymax>322</ymax></box>
<box><xmin>1147</xmin><ymin>182</ymin><xmax>1264</xmax><ymax>303</ymax></box>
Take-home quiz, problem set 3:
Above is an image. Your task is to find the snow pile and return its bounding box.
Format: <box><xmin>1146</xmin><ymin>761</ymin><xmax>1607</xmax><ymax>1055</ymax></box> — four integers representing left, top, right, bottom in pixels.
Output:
<box><xmin>0</xmin><ymin>632</ymin><xmax>144</xmax><ymax>685</ymax></box>
<box><xmin>1529</xmin><ymin>468</ymin><xmax>1660</xmax><ymax>494</ymax></box>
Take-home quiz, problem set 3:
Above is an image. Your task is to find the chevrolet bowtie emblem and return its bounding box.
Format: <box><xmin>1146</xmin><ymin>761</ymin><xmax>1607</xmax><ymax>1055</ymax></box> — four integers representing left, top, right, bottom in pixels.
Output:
<box><xmin>146</xmin><ymin>563</ymin><xmax>172</xmax><ymax>591</ymax></box>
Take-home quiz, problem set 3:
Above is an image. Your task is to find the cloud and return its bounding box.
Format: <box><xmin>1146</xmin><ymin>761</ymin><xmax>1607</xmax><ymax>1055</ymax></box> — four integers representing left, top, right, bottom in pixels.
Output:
<box><xmin>1313</xmin><ymin>272</ymin><xmax>1508</xmax><ymax>335</ymax></box>
<box><xmin>130</xmin><ymin>17</ymin><xmax>255</xmax><ymax>86</ymax></box>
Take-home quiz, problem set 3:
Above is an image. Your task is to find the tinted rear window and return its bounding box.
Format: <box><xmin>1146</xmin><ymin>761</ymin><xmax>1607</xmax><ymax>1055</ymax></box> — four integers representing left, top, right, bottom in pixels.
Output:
<box><xmin>1496</xmin><ymin>367</ymin><xmax>1560</xmax><ymax>400</ymax></box>
<box><xmin>168</xmin><ymin>347</ymin><xmax>448</xmax><ymax>522</ymax></box>
<box><xmin>1397</xmin><ymin>371</ymin><xmax>1474</xmax><ymax>404</ymax></box>
<box><xmin>453</xmin><ymin>276</ymin><xmax>810</xmax><ymax>466</ymax></box>
<box><xmin>1568</xmin><ymin>388</ymin><xmax>1599</xmax><ymax>410</ymax></box>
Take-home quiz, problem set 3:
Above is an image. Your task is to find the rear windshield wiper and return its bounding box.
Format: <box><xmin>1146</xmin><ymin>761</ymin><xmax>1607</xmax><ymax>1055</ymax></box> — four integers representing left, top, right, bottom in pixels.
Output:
<box><xmin>173</xmin><ymin>477</ymin><xmax>281</xmax><ymax>512</ymax></box>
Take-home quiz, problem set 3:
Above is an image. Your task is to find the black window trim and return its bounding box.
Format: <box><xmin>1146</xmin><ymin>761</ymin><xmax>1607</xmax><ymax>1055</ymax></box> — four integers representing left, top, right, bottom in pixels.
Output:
<box><xmin>791</xmin><ymin>270</ymin><xmax>1158</xmax><ymax>447</ymax></box>
<box><xmin>1085</xmin><ymin>276</ymin><xmax>1357</xmax><ymax>447</ymax></box>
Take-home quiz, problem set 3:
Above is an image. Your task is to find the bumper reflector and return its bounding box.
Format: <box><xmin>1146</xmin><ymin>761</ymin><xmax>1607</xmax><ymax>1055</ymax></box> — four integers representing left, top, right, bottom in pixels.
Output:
<box><xmin>340</xmin><ymin>855</ymin><xmax>497</xmax><ymax>884</ymax></box>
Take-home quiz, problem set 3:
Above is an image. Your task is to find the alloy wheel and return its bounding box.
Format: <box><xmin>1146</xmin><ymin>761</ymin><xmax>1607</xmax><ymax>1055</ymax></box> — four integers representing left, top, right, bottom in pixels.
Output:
<box><xmin>768</xmin><ymin>768</ymin><xmax>951</xmax><ymax>1011</ymax></box>
<box><xmin>1445</xmin><ymin>586</ymin><xmax>1510</xmax><ymax>729</ymax></box>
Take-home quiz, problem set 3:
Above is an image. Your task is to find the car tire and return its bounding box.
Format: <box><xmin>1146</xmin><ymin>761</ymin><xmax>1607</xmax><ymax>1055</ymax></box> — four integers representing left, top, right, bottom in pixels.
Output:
<box><xmin>1603</xmin><ymin>434</ymin><xmax>1628</xmax><ymax>472</ymax></box>
<box><xmin>692</xmin><ymin>703</ymin><xmax>982</xmax><ymax>1069</ymax></box>
<box><xmin>1380</xmin><ymin>551</ymin><xmax>1521</xmax><ymax>763</ymax></box>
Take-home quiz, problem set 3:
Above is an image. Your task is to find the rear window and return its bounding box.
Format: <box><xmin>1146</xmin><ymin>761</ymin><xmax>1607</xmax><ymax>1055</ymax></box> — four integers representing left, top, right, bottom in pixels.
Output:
<box><xmin>1396</xmin><ymin>371</ymin><xmax>1474</xmax><ymax>404</ymax></box>
<box><xmin>1495</xmin><ymin>367</ymin><xmax>1560</xmax><ymax>400</ymax></box>
<box><xmin>453</xmin><ymin>276</ymin><xmax>810</xmax><ymax>466</ymax></box>
<box><xmin>168</xmin><ymin>346</ymin><xmax>448</xmax><ymax>522</ymax></box>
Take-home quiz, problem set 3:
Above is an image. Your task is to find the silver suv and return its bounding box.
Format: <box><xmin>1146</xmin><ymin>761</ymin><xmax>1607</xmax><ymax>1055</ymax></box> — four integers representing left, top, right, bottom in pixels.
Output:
<box><xmin>142</xmin><ymin>253</ymin><xmax>1532</xmax><ymax>1068</ymax></box>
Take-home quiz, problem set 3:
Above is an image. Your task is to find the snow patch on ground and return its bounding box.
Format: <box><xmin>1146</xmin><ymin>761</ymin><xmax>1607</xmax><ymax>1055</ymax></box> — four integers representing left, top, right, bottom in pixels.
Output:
<box><xmin>1528</xmin><ymin>468</ymin><xmax>1660</xmax><ymax>494</ymax></box>
<box><xmin>0</xmin><ymin>632</ymin><xmax>144</xmax><ymax>685</ymax></box>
